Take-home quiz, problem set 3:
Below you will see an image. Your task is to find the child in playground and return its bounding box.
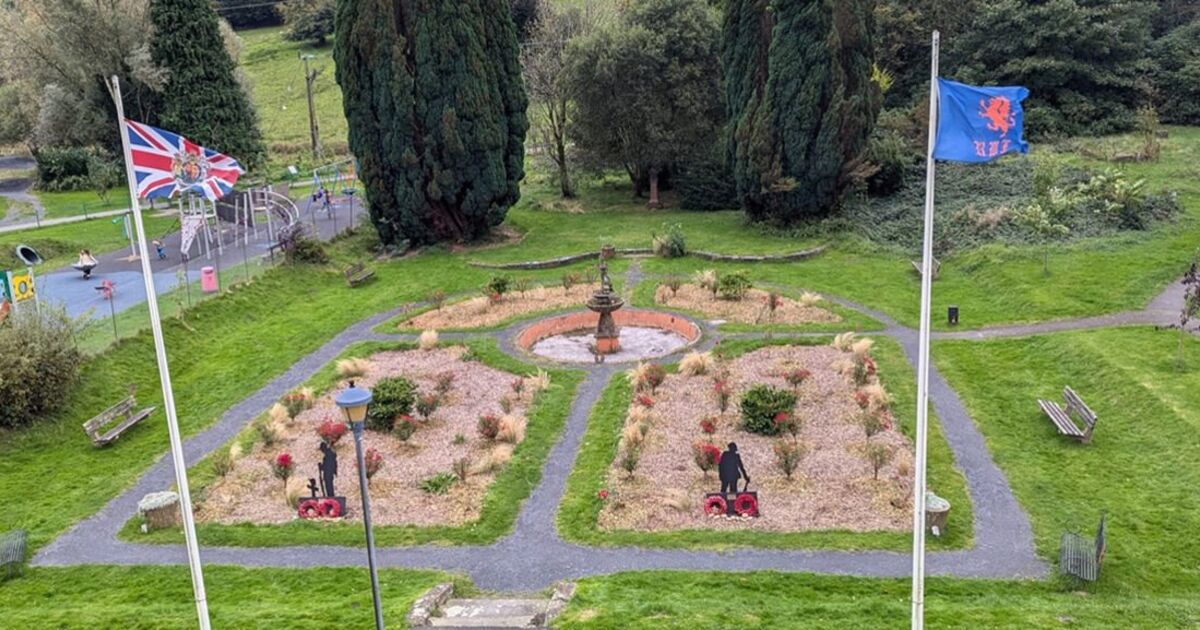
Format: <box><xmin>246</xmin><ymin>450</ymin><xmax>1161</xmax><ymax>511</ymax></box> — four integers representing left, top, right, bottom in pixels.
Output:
<box><xmin>73</xmin><ymin>249</ymin><xmax>98</xmax><ymax>279</ymax></box>
<box><xmin>153</xmin><ymin>240</ymin><xmax>167</xmax><ymax>260</ymax></box>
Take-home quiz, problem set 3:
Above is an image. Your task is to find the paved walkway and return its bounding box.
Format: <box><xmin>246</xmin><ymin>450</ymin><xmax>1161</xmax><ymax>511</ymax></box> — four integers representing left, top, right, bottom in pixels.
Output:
<box><xmin>29</xmin><ymin>257</ymin><xmax>1195</xmax><ymax>589</ymax></box>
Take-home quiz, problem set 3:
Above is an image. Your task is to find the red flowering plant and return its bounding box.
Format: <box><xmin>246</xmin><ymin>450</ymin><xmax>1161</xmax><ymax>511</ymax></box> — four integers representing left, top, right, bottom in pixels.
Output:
<box><xmin>634</xmin><ymin>394</ymin><xmax>655</xmax><ymax>408</ymax></box>
<box><xmin>316</xmin><ymin>419</ymin><xmax>347</xmax><ymax>447</ymax></box>
<box><xmin>511</xmin><ymin>378</ymin><xmax>526</xmax><ymax>397</ymax></box>
<box><xmin>773</xmin><ymin>411</ymin><xmax>801</xmax><ymax>440</ymax></box>
<box><xmin>362</xmin><ymin>448</ymin><xmax>383</xmax><ymax>486</ymax></box>
<box><xmin>597</xmin><ymin>489</ymin><xmax>609</xmax><ymax>501</ymax></box>
<box><xmin>712</xmin><ymin>379</ymin><xmax>731</xmax><ymax>412</ymax></box>
<box><xmin>783</xmin><ymin>368</ymin><xmax>811</xmax><ymax>390</ymax></box>
<box><xmin>478</xmin><ymin>414</ymin><xmax>501</xmax><ymax>440</ymax></box>
<box><xmin>692</xmin><ymin>442</ymin><xmax>721</xmax><ymax>477</ymax></box>
<box><xmin>271</xmin><ymin>452</ymin><xmax>294</xmax><ymax>497</ymax></box>
<box><xmin>699</xmin><ymin>417</ymin><xmax>717</xmax><ymax>435</ymax></box>
<box><xmin>854</xmin><ymin>390</ymin><xmax>871</xmax><ymax>410</ymax></box>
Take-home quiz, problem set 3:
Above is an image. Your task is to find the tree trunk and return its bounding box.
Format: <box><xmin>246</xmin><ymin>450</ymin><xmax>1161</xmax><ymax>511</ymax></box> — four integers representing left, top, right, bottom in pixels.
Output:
<box><xmin>556</xmin><ymin>139</ymin><xmax>574</xmax><ymax>198</ymax></box>
<box><xmin>648</xmin><ymin>169</ymin><xmax>662</xmax><ymax>209</ymax></box>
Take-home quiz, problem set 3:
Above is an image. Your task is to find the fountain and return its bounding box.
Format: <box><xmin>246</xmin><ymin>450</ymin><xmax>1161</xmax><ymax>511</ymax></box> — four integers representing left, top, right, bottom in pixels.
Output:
<box><xmin>516</xmin><ymin>246</ymin><xmax>701</xmax><ymax>363</ymax></box>
<box><xmin>587</xmin><ymin>246</ymin><xmax>624</xmax><ymax>355</ymax></box>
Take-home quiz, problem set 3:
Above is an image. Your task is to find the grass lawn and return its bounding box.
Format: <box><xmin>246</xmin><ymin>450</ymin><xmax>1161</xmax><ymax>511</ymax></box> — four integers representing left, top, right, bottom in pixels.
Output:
<box><xmin>0</xmin><ymin>566</ymin><xmax>455</xmax><ymax>629</ymax></box>
<box><xmin>934</xmin><ymin>326</ymin><xmax>1200</xmax><ymax>595</ymax></box>
<box><xmin>240</xmin><ymin>27</ymin><xmax>349</xmax><ymax>174</ymax></box>
<box><xmin>557</xmin><ymin>571</ymin><xmax>1200</xmax><ymax>629</ymax></box>
<box><xmin>0</xmin><ymin>213</ymin><xmax>176</xmax><ymax>270</ymax></box>
<box><xmin>35</xmin><ymin>189</ymin><xmax>129</xmax><ymax>220</ymax></box>
<box><xmin>122</xmin><ymin>338</ymin><xmax>583</xmax><ymax>547</ymax></box>
<box><xmin>556</xmin><ymin>336</ymin><xmax>972</xmax><ymax>551</ymax></box>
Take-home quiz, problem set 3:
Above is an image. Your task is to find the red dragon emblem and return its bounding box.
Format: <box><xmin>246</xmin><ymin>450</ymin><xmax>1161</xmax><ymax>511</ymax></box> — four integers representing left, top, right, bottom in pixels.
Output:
<box><xmin>978</xmin><ymin>97</ymin><xmax>1015</xmax><ymax>137</ymax></box>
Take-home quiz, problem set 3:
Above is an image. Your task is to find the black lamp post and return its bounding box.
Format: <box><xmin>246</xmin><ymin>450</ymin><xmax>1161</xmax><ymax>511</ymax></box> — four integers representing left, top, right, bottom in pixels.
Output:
<box><xmin>335</xmin><ymin>383</ymin><xmax>383</xmax><ymax>630</ymax></box>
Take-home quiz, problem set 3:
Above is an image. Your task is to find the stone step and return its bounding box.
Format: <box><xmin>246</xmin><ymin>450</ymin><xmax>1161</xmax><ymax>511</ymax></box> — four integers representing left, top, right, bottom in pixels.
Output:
<box><xmin>436</xmin><ymin>598</ymin><xmax>547</xmax><ymax>623</ymax></box>
<box><xmin>426</xmin><ymin>615</ymin><xmax>537</xmax><ymax>628</ymax></box>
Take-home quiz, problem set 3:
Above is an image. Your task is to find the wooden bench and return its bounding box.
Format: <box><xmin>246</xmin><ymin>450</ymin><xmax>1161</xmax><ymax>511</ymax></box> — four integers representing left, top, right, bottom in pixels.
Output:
<box><xmin>82</xmin><ymin>395</ymin><xmax>155</xmax><ymax>447</ymax></box>
<box><xmin>1060</xmin><ymin>513</ymin><xmax>1106</xmax><ymax>582</ymax></box>
<box><xmin>1037</xmin><ymin>386</ymin><xmax>1098</xmax><ymax>443</ymax></box>
<box><xmin>344</xmin><ymin>262</ymin><xmax>375</xmax><ymax>287</ymax></box>
<box><xmin>0</xmin><ymin>529</ymin><xmax>27</xmax><ymax>580</ymax></box>
<box><xmin>910</xmin><ymin>256</ymin><xmax>941</xmax><ymax>280</ymax></box>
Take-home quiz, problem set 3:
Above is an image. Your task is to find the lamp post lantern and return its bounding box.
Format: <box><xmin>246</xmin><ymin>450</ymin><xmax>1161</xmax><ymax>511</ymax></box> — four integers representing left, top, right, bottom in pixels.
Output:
<box><xmin>335</xmin><ymin>383</ymin><xmax>384</xmax><ymax>630</ymax></box>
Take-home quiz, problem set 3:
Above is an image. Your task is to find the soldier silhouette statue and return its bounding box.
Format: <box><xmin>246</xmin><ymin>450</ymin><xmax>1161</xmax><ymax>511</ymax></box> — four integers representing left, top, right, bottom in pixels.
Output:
<box><xmin>718</xmin><ymin>442</ymin><xmax>749</xmax><ymax>495</ymax></box>
<box><xmin>318</xmin><ymin>441</ymin><xmax>338</xmax><ymax>497</ymax></box>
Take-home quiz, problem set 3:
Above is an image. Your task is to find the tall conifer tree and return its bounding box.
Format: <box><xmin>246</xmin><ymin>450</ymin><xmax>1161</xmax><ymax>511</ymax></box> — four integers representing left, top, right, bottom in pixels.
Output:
<box><xmin>149</xmin><ymin>0</ymin><xmax>266</xmax><ymax>170</ymax></box>
<box><xmin>723</xmin><ymin>0</ymin><xmax>879</xmax><ymax>223</ymax></box>
<box><xmin>334</xmin><ymin>0</ymin><xmax>529</xmax><ymax>246</ymax></box>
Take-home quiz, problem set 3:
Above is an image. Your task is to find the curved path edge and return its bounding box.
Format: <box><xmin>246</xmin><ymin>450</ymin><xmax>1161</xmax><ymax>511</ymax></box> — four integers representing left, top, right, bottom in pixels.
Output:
<box><xmin>46</xmin><ymin>262</ymin><xmax>1165</xmax><ymax>589</ymax></box>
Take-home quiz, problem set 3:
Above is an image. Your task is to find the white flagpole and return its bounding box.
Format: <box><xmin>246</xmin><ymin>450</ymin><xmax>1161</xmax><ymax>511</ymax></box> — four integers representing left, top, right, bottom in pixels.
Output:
<box><xmin>910</xmin><ymin>30</ymin><xmax>940</xmax><ymax>630</ymax></box>
<box><xmin>109</xmin><ymin>75</ymin><xmax>212</xmax><ymax>630</ymax></box>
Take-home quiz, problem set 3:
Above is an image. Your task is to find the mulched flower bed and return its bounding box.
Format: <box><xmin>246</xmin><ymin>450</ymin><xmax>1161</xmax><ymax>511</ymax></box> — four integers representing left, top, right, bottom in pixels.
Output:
<box><xmin>403</xmin><ymin>284</ymin><xmax>600</xmax><ymax>330</ymax></box>
<box><xmin>655</xmin><ymin>283</ymin><xmax>840</xmax><ymax>326</ymax></box>
<box><xmin>197</xmin><ymin>347</ymin><xmax>535</xmax><ymax>528</ymax></box>
<box><xmin>597</xmin><ymin>344</ymin><xmax>914</xmax><ymax>533</ymax></box>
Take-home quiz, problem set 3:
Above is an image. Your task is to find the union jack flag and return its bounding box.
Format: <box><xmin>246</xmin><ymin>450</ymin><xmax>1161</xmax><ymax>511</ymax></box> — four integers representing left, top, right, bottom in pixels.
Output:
<box><xmin>125</xmin><ymin>119</ymin><xmax>244</xmax><ymax>201</ymax></box>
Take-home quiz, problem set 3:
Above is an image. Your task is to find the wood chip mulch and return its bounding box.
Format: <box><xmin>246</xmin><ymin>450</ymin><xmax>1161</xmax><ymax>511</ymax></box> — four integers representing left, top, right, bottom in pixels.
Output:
<box><xmin>403</xmin><ymin>284</ymin><xmax>600</xmax><ymax>330</ymax></box>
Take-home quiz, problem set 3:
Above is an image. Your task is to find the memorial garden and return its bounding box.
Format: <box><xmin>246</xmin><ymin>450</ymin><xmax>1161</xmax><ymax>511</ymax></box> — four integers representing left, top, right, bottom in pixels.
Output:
<box><xmin>1</xmin><ymin>0</ymin><xmax>1200</xmax><ymax>628</ymax></box>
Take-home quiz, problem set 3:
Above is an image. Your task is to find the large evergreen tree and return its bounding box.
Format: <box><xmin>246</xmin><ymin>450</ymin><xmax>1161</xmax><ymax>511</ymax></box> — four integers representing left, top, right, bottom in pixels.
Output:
<box><xmin>955</xmin><ymin>0</ymin><xmax>1155</xmax><ymax>138</ymax></box>
<box><xmin>149</xmin><ymin>0</ymin><xmax>266</xmax><ymax>170</ymax></box>
<box><xmin>334</xmin><ymin>0</ymin><xmax>528</xmax><ymax>246</ymax></box>
<box><xmin>723</xmin><ymin>0</ymin><xmax>880</xmax><ymax>224</ymax></box>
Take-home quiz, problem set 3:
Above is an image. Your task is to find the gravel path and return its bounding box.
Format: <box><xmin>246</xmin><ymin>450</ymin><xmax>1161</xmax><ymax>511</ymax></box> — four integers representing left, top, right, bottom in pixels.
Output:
<box><xmin>38</xmin><ymin>265</ymin><xmax>1192</xmax><ymax>589</ymax></box>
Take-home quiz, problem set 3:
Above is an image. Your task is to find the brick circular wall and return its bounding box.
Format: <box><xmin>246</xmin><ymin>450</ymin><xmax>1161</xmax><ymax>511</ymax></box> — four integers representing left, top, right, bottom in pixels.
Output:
<box><xmin>515</xmin><ymin>309</ymin><xmax>702</xmax><ymax>352</ymax></box>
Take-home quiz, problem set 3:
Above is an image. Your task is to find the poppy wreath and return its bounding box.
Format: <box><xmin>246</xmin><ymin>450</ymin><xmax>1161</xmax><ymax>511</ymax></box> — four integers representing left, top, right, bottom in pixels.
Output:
<box><xmin>318</xmin><ymin>498</ymin><xmax>343</xmax><ymax>518</ymax></box>
<box><xmin>298</xmin><ymin>499</ymin><xmax>322</xmax><ymax>519</ymax></box>
<box><xmin>734</xmin><ymin>493</ymin><xmax>758</xmax><ymax>517</ymax></box>
<box><xmin>703</xmin><ymin>495</ymin><xmax>727</xmax><ymax>516</ymax></box>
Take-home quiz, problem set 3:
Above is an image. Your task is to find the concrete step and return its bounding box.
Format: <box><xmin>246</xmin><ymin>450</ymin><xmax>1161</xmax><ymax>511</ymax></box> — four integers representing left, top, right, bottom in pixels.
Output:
<box><xmin>427</xmin><ymin>598</ymin><xmax>546</xmax><ymax>627</ymax></box>
<box><xmin>426</xmin><ymin>616</ymin><xmax>536</xmax><ymax>628</ymax></box>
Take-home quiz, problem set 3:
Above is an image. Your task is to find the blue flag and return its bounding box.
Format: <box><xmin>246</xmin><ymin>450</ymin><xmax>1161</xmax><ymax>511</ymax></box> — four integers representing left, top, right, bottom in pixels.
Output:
<box><xmin>932</xmin><ymin>78</ymin><xmax>1029</xmax><ymax>163</ymax></box>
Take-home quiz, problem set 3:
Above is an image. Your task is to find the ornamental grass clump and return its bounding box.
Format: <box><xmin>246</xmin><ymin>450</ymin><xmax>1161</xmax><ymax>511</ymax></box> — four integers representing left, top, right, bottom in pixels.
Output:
<box><xmin>419</xmin><ymin>329</ymin><xmax>439</xmax><ymax>350</ymax></box>
<box><xmin>799</xmin><ymin>291</ymin><xmax>823</xmax><ymax>308</ymax></box>
<box><xmin>680</xmin><ymin>351</ymin><xmax>715</xmax><ymax>376</ymax></box>
<box><xmin>858</xmin><ymin>383</ymin><xmax>891</xmax><ymax>413</ymax></box>
<box><xmin>693</xmin><ymin>269</ymin><xmax>719</xmax><ymax>296</ymax></box>
<box><xmin>336</xmin><ymin>357</ymin><xmax>371</xmax><ymax>380</ymax></box>
<box><xmin>692</xmin><ymin>441</ymin><xmax>721</xmax><ymax>477</ymax></box>
<box><xmin>773</xmin><ymin>439</ymin><xmax>807</xmax><ymax>480</ymax></box>
<box><xmin>280</xmin><ymin>388</ymin><xmax>314</xmax><ymax>422</ymax></box>
<box><xmin>628</xmin><ymin>362</ymin><xmax>666</xmax><ymax>394</ymax></box>
<box><xmin>419</xmin><ymin>472</ymin><xmax>456</xmax><ymax>495</ymax></box>
<box><xmin>832</xmin><ymin>331</ymin><xmax>857</xmax><ymax>352</ymax></box>
<box><xmin>210</xmin><ymin>449</ymin><xmax>233</xmax><ymax>479</ymax></box>
<box><xmin>739</xmin><ymin>385</ymin><xmax>797</xmax><ymax>436</ymax></box>
<box><xmin>316</xmin><ymin>419</ymin><xmax>347</xmax><ymax>446</ymax></box>
<box><xmin>497</xmin><ymin>415</ymin><xmax>526</xmax><ymax>444</ymax></box>
<box><xmin>527</xmin><ymin>369</ymin><xmax>552</xmax><ymax>393</ymax></box>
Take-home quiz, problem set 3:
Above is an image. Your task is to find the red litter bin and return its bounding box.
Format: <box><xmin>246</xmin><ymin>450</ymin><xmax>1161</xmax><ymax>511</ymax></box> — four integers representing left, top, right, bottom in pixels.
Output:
<box><xmin>200</xmin><ymin>266</ymin><xmax>219</xmax><ymax>293</ymax></box>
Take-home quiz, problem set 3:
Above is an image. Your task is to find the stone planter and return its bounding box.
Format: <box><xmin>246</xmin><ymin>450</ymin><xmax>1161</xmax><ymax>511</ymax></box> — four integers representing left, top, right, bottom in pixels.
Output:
<box><xmin>138</xmin><ymin>491</ymin><xmax>182</xmax><ymax>531</ymax></box>
<box><xmin>925</xmin><ymin>492</ymin><xmax>950</xmax><ymax>537</ymax></box>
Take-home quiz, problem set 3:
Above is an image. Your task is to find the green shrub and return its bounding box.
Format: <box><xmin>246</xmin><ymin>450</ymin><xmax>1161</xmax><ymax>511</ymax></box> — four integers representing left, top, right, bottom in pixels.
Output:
<box><xmin>865</xmin><ymin>127</ymin><xmax>919</xmax><ymax>196</ymax></box>
<box><xmin>366</xmin><ymin>376</ymin><xmax>416</xmax><ymax>432</ymax></box>
<box><xmin>419</xmin><ymin>472</ymin><xmax>457</xmax><ymax>495</ymax></box>
<box><xmin>279</xmin><ymin>224</ymin><xmax>329</xmax><ymax>264</ymax></box>
<box><xmin>652</xmin><ymin>223</ymin><xmax>686</xmax><ymax>258</ymax></box>
<box><xmin>739</xmin><ymin>385</ymin><xmax>797</xmax><ymax>436</ymax></box>
<box><xmin>33</xmin><ymin>147</ymin><xmax>95</xmax><ymax>192</ymax></box>
<box><xmin>483</xmin><ymin>274</ymin><xmax>511</xmax><ymax>298</ymax></box>
<box><xmin>717</xmin><ymin>271</ymin><xmax>751</xmax><ymax>300</ymax></box>
<box><xmin>676</xmin><ymin>145</ymin><xmax>738</xmax><ymax>210</ymax></box>
<box><xmin>0</xmin><ymin>309</ymin><xmax>82</xmax><ymax>428</ymax></box>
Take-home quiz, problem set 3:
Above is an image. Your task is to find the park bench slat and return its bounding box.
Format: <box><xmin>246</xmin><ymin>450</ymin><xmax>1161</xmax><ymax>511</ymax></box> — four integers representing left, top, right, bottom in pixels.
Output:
<box><xmin>1063</xmin><ymin>387</ymin><xmax>1098</xmax><ymax>429</ymax></box>
<box><xmin>1038</xmin><ymin>387</ymin><xmax>1098</xmax><ymax>443</ymax></box>
<box><xmin>83</xmin><ymin>395</ymin><xmax>155</xmax><ymax>447</ymax></box>
<box><xmin>344</xmin><ymin>262</ymin><xmax>375</xmax><ymax>287</ymax></box>
<box><xmin>1038</xmin><ymin>399</ymin><xmax>1084</xmax><ymax>437</ymax></box>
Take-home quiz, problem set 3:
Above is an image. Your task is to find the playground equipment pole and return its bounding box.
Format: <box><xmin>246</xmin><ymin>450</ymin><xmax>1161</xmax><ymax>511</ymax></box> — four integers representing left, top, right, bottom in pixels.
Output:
<box><xmin>109</xmin><ymin>75</ymin><xmax>211</xmax><ymax>630</ymax></box>
<box><xmin>301</xmin><ymin>54</ymin><xmax>322</xmax><ymax>161</ymax></box>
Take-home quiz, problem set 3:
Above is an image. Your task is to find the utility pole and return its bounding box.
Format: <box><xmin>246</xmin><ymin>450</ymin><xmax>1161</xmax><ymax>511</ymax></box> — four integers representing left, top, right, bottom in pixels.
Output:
<box><xmin>301</xmin><ymin>54</ymin><xmax>322</xmax><ymax>161</ymax></box>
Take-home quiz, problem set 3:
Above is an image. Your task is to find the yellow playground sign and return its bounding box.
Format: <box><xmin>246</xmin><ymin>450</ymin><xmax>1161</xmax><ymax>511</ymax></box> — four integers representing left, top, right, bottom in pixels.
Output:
<box><xmin>8</xmin><ymin>269</ymin><xmax>35</xmax><ymax>302</ymax></box>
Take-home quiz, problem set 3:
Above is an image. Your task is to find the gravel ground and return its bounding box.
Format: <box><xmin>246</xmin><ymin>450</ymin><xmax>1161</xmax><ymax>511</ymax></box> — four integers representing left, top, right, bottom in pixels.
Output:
<box><xmin>197</xmin><ymin>347</ymin><xmax>532</xmax><ymax>527</ymax></box>
<box><xmin>404</xmin><ymin>284</ymin><xmax>599</xmax><ymax>330</ymax></box>
<box><xmin>598</xmin><ymin>345</ymin><xmax>913</xmax><ymax>533</ymax></box>
<box><xmin>655</xmin><ymin>284</ymin><xmax>841</xmax><ymax>325</ymax></box>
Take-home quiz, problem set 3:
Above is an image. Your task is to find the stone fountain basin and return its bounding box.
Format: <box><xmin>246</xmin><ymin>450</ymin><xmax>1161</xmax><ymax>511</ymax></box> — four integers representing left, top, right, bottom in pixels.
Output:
<box><xmin>516</xmin><ymin>309</ymin><xmax>701</xmax><ymax>363</ymax></box>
